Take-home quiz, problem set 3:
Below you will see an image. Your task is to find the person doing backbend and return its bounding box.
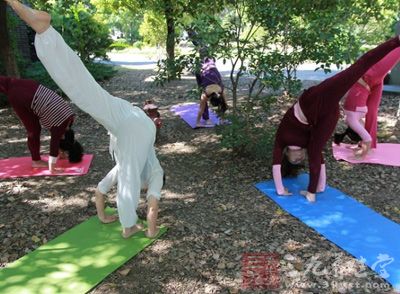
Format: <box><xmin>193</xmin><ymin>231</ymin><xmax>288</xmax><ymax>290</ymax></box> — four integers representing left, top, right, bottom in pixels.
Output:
<box><xmin>6</xmin><ymin>0</ymin><xmax>164</xmax><ymax>238</ymax></box>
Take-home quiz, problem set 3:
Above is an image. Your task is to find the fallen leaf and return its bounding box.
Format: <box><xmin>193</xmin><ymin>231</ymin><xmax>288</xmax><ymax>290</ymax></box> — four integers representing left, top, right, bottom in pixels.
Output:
<box><xmin>31</xmin><ymin>235</ymin><xmax>40</xmax><ymax>243</ymax></box>
<box><xmin>118</xmin><ymin>268</ymin><xmax>131</xmax><ymax>276</ymax></box>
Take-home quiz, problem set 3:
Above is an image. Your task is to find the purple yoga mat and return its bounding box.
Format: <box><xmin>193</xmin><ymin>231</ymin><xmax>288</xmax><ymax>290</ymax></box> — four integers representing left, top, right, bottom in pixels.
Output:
<box><xmin>170</xmin><ymin>103</ymin><xmax>221</xmax><ymax>128</ymax></box>
<box><xmin>332</xmin><ymin>142</ymin><xmax>400</xmax><ymax>166</ymax></box>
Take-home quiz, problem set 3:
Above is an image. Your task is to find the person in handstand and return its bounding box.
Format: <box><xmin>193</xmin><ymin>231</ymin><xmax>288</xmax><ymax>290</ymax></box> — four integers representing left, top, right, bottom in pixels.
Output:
<box><xmin>0</xmin><ymin>76</ymin><xmax>83</xmax><ymax>172</ymax></box>
<box><xmin>272</xmin><ymin>35</ymin><xmax>400</xmax><ymax>202</ymax></box>
<box><xmin>6</xmin><ymin>0</ymin><xmax>164</xmax><ymax>238</ymax></box>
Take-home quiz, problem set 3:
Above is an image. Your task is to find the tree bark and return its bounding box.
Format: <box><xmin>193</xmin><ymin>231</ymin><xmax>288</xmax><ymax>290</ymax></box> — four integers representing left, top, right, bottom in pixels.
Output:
<box><xmin>163</xmin><ymin>0</ymin><xmax>176</xmax><ymax>79</ymax></box>
<box><xmin>0</xmin><ymin>2</ymin><xmax>20</xmax><ymax>77</ymax></box>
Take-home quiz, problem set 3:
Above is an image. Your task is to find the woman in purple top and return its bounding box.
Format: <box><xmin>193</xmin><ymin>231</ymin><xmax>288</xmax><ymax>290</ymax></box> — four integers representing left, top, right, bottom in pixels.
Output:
<box><xmin>272</xmin><ymin>36</ymin><xmax>400</xmax><ymax>202</ymax></box>
<box><xmin>195</xmin><ymin>57</ymin><xmax>228</xmax><ymax>127</ymax></box>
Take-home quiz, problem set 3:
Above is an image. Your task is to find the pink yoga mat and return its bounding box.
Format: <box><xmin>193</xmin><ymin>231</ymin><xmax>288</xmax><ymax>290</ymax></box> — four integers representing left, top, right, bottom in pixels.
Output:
<box><xmin>0</xmin><ymin>154</ymin><xmax>94</xmax><ymax>179</ymax></box>
<box><xmin>170</xmin><ymin>103</ymin><xmax>221</xmax><ymax>128</ymax></box>
<box><xmin>332</xmin><ymin>143</ymin><xmax>400</xmax><ymax>166</ymax></box>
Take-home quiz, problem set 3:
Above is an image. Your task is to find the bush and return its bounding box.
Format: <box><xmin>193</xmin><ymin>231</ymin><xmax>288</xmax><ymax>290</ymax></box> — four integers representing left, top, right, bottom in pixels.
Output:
<box><xmin>84</xmin><ymin>62</ymin><xmax>117</xmax><ymax>81</ymax></box>
<box><xmin>52</xmin><ymin>3</ymin><xmax>112</xmax><ymax>62</ymax></box>
<box><xmin>216</xmin><ymin>95</ymin><xmax>277</xmax><ymax>159</ymax></box>
<box><xmin>110</xmin><ymin>40</ymin><xmax>131</xmax><ymax>51</ymax></box>
<box><xmin>22</xmin><ymin>61</ymin><xmax>59</xmax><ymax>90</ymax></box>
<box><xmin>21</xmin><ymin>61</ymin><xmax>116</xmax><ymax>93</ymax></box>
<box><xmin>132</xmin><ymin>41</ymin><xmax>144</xmax><ymax>49</ymax></box>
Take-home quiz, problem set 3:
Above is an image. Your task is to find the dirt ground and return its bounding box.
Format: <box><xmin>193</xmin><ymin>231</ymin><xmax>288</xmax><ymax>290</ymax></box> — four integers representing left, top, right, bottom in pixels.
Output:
<box><xmin>0</xmin><ymin>67</ymin><xmax>399</xmax><ymax>294</ymax></box>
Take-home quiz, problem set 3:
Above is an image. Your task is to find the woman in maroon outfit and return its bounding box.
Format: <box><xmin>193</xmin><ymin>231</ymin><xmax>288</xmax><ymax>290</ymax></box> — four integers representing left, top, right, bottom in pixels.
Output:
<box><xmin>0</xmin><ymin>76</ymin><xmax>83</xmax><ymax>172</ymax></box>
<box><xmin>272</xmin><ymin>36</ymin><xmax>400</xmax><ymax>202</ymax></box>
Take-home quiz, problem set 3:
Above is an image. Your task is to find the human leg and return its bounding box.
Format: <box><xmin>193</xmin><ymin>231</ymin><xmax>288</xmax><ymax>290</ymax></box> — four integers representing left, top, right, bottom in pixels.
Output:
<box><xmin>5</xmin><ymin>0</ymin><xmax>50</xmax><ymax>34</ymax></box>
<box><xmin>115</xmin><ymin>114</ymin><xmax>156</xmax><ymax>238</ymax></box>
<box><xmin>302</xmin><ymin>36</ymin><xmax>400</xmax><ymax>118</ymax></box>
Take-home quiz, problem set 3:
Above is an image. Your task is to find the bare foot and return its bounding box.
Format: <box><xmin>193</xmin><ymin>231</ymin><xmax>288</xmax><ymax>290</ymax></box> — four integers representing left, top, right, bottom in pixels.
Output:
<box><xmin>5</xmin><ymin>0</ymin><xmax>51</xmax><ymax>34</ymax></box>
<box><xmin>122</xmin><ymin>223</ymin><xmax>144</xmax><ymax>239</ymax></box>
<box><xmin>145</xmin><ymin>227</ymin><xmax>160</xmax><ymax>238</ymax></box>
<box><xmin>98</xmin><ymin>214</ymin><xmax>118</xmax><ymax>224</ymax></box>
<box><xmin>32</xmin><ymin>160</ymin><xmax>47</xmax><ymax>168</ymax></box>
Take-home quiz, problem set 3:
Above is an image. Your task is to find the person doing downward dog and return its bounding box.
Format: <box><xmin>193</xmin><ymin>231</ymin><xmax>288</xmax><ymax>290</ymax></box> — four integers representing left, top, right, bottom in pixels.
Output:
<box><xmin>272</xmin><ymin>35</ymin><xmax>400</xmax><ymax>202</ymax></box>
<box><xmin>195</xmin><ymin>57</ymin><xmax>228</xmax><ymax>127</ymax></box>
<box><xmin>336</xmin><ymin>47</ymin><xmax>400</xmax><ymax>158</ymax></box>
<box><xmin>6</xmin><ymin>0</ymin><xmax>164</xmax><ymax>238</ymax></box>
<box><xmin>0</xmin><ymin>76</ymin><xmax>83</xmax><ymax>172</ymax></box>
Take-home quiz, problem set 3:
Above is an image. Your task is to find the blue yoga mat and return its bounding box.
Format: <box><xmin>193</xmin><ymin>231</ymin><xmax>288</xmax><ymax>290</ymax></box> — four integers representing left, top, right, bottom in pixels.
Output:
<box><xmin>255</xmin><ymin>173</ymin><xmax>400</xmax><ymax>290</ymax></box>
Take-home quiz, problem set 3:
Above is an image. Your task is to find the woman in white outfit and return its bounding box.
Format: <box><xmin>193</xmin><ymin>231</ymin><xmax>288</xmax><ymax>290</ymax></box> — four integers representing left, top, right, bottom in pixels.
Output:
<box><xmin>6</xmin><ymin>0</ymin><xmax>163</xmax><ymax>238</ymax></box>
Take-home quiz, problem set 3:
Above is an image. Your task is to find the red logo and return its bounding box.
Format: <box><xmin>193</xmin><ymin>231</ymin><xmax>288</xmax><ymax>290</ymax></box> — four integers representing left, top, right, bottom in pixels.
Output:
<box><xmin>241</xmin><ymin>252</ymin><xmax>280</xmax><ymax>290</ymax></box>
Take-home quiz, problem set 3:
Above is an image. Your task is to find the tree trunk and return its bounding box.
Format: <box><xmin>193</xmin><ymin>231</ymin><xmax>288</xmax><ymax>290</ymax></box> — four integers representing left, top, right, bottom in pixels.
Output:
<box><xmin>163</xmin><ymin>0</ymin><xmax>176</xmax><ymax>79</ymax></box>
<box><xmin>0</xmin><ymin>3</ymin><xmax>20</xmax><ymax>77</ymax></box>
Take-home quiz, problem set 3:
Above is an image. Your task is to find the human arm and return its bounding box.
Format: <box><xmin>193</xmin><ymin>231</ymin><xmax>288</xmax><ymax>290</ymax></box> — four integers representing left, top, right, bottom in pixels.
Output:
<box><xmin>49</xmin><ymin>119</ymin><xmax>70</xmax><ymax>172</ymax></box>
<box><xmin>272</xmin><ymin>164</ymin><xmax>292</xmax><ymax>196</ymax></box>
<box><xmin>272</xmin><ymin>130</ymin><xmax>292</xmax><ymax>195</ymax></box>
<box><xmin>306</xmin><ymin>112</ymin><xmax>336</xmax><ymax>193</ymax></box>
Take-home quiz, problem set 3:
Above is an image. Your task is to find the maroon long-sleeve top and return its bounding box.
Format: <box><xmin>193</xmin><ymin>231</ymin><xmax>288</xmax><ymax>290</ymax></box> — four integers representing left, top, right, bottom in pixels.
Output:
<box><xmin>0</xmin><ymin>76</ymin><xmax>74</xmax><ymax>160</ymax></box>
<box><xmin>273</xmin><ymin>36</ymin><xmax>400</xmax><ymax>193</ymax></box>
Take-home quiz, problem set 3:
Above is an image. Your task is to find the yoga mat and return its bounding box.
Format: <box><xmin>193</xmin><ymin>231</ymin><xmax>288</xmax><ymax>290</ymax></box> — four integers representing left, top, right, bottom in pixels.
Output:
<box><xmin>332</xmin><ymin>143</ymin><xmax>400</xmax><ymax>166</ymax></box>
<box><xmin>0</xmin><ymin>154</ymin><xmax>93</xmax><ymax>179</ymax></box>
<box><xmin>0</xmin><ymin>208</ymin><xmax>167</xmax><ymax>294</ymax></box>
<box><xmin>255</xmin><ymin>174</ymin><xmax>400</xmax><ymax>290</ymax></box>
<box><xmin>170</xmin><ymin>102</ymin><xmax>221</xmax><ymax>128</ymax></box>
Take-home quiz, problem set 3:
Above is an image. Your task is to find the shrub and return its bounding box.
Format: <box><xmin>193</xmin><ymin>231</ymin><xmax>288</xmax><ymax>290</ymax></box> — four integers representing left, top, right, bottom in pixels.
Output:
<box><xmin>216</xmin><ymin>95</ymin><xmax>277</xmax><ymax>159</ymax></box>
<box><xmin>110</xmin><ymin>40</ymin><xmax>131</xmax><ymax>51</ymax></box>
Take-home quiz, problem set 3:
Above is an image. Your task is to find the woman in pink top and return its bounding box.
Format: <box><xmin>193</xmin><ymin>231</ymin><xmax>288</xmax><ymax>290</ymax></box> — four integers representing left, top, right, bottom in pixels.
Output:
<box><xmin>272</xmin><ymin>36</ymin><xmax>400</xmax><ymax>202</ymax></box>
<box><xmin>338</xmin><ymin>47</ymin><xmax>400</xmax><ymax>158</ymax></box>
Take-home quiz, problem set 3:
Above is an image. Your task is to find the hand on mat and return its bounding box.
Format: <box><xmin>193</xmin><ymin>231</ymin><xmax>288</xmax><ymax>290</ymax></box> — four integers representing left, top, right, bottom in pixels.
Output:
<box><xmin>195</xmin><ymin>123</ymin><xmax>213</xmax><ymax>128</ymax></box>
<box><xmin>300</xmin><ymin>190</ymin><xmax>316</xmax><ymax>203</ymax></box>
<box><xmin>32</xmin><ymin>160</ymin><xmax>48</xmax><ymax>168</ymax></box>
<box><xmin>278</xmin><ymin>187</ymin><xmax>292</xmax><ymax>196</ymax></box>
<box><xmin>49</xmin><ymin>164</ymin><xmax>64</xmax><ymax>174</ymax></box>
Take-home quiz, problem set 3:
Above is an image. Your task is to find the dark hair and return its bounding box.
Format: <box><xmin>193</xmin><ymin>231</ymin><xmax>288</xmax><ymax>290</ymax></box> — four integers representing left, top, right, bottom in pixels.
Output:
<box><xmin>209</xmin><ymin>92</ymin><xmax>228</xmax><ymax>115</ymax></box>
<box><xmin>162</xmin><ymin>172</ymin><xmax>166</xmax><ymax>188</ymax></box>
<box><xmin>59</xmin><ymin>128</ymin><xmax>84</xmax><ymax>163</ymax></box>
<box><xmin>68</xmin><ymin>141</ymin><xmax>84</xmax><ymax>163</ymax></box>
<box><xmin>281</xmin><ymin>149</ymin><xmax>305</xmax><ymax>178</ymax></box>
<box><xmin>209</xmin><ymin>92</ymin><xmax>221</xmax><ymax>106</ymax></box>
<box><xmin>334</xmin><ymin>127</ymin><xmax>362</xmax><ymax>145</ymax></box>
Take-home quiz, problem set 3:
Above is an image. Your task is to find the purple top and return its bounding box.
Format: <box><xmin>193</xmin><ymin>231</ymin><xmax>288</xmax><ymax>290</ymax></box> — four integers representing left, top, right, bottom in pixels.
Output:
<box><xmin>199</xmin><ymin>58</ymin><xmax>224</xmax><ymax>90</ymax></box>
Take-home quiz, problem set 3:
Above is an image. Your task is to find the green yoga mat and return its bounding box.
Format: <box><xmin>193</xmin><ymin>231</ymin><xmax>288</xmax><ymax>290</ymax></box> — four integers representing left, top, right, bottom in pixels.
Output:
<box><xmin>0</xmin><ymin>209</ymin><xmax>167</xmax><ymax>294</ymax></box>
